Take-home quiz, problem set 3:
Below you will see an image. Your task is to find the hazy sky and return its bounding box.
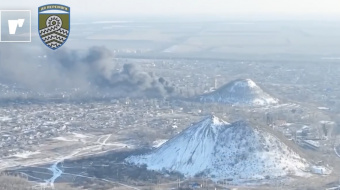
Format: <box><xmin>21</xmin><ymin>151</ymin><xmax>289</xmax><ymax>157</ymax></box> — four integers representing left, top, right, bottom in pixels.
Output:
<box><xmin>2</xmin><ymin>0</ymin><xmax>340</xmax><ymax>20</ymax></box>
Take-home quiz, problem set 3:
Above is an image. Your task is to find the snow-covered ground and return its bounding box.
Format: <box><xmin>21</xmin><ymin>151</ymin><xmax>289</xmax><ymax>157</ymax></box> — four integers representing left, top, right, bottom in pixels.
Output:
<box><xmin>54</xmin><ymin>132</ymin><xmax>92</xmax><ymax>142</ymax></box>
<box><xmin>72</xmin><ymin>132</ymin><xmax>92</xmax><ymax>139</ymax></box>
<box><xmin>0</xmin><ymin>133</ymin><xmax>134</xmax><ymax>171</ymax></box>
<box><xmin>12</xmin><ymin>151</ymin><xmax>40</xmax><ymax>159</ymax></box>
<box><xmin>54</xmin><ymin>136</ymin><xmax>80</xmax><ymax>142</ymax></box>
<box><xmin>127</xmin><ymin>115</ymin><xmax>310</xmax><ymax>183</ymax></box>
<box><xmin>152</xmin><ymin>139</ymin><xmax>168</xmax><ymax>148</ymax></box>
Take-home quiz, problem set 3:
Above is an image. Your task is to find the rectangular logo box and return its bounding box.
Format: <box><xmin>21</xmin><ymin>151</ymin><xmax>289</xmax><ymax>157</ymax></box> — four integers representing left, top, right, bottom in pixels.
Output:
<box><xmin>0</xmin><ymin>10</ymin><xmax>31</xmax><ymax>42</ymax></box>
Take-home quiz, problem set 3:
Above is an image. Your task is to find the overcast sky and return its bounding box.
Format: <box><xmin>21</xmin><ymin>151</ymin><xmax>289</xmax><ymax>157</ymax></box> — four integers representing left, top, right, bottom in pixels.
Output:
<box><xmin>2</xmin><ymin>0</ymin><xmax>340</xmax><ymax>20</ymax></box>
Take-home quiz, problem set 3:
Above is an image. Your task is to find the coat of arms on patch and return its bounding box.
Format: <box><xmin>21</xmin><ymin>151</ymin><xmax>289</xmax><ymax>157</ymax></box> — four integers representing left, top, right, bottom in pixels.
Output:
<box><xmin>38</xmin><ymin>4</ymin><xmax>70</xmax><ymax>50</ymax></box>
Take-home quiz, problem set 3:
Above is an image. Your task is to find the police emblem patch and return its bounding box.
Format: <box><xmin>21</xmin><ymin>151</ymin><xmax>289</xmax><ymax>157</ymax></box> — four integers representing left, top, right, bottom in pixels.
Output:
<box><xmin>38</xmin><ymin>4</ymin><xmax>70</xmax><ymax>50</ymax></box>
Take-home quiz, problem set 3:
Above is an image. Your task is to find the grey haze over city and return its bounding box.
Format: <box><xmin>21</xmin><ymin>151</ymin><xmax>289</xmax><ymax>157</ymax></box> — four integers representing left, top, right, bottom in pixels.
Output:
<box><xmin>0</xmin><ymin>1</ymin><xmax>340</xmax><ymax>190</ymax></box>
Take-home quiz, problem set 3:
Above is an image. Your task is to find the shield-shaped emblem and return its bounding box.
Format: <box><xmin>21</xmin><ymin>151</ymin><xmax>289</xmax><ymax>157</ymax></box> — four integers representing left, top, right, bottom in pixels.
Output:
<box><xmin>38</xmin><ymin>4</ymin><xmax>70</xmax><ymax>50</ymax></box>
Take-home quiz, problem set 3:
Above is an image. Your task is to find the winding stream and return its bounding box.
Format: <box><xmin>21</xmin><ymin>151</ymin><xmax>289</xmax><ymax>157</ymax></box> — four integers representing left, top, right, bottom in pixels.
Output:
<box><xmin>44</xmin><ymin>160</ymin><xmax>63</xmax><ymax>188</ymax></box>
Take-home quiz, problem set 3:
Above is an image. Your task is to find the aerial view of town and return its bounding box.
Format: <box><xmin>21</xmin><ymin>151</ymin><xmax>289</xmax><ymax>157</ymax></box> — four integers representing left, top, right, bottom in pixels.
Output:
<box><xmin>1</xmin><ymin>0</ymin><xmax>340</xmax><ymax>190</ymax></box>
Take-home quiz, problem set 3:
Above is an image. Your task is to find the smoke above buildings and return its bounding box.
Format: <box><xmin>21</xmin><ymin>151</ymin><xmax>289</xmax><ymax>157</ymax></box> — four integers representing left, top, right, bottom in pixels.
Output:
<box><xmin>0</xmin><ymin>44</ymin><xmax>175</xmax><ymax>98</ymax></box>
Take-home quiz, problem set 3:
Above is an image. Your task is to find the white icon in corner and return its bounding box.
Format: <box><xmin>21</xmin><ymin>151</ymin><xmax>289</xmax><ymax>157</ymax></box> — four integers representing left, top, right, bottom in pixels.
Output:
<box><xmin>8</xmin><ymin>19</ymin><xmax>25</xmax><ymax>35</ymax></box>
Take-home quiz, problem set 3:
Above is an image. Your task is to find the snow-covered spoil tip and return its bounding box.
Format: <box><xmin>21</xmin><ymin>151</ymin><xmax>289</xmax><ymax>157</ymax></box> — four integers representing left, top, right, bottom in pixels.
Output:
<box><xmin>126</xmin><ymin>115</ymin><xmax>309</xmax><ymax>182</ymax></box>
<box><xmin>198</xmin><ymin>79</ymin><xmax>279</xmax><ymax>106</ymax></box>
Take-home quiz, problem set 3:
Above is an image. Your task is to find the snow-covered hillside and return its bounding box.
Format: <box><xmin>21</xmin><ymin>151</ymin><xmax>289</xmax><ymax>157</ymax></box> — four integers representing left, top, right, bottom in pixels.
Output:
<box><xmin>126</xmin><ymin>115</ymin><xmax>309</xmax><ymax>182</ymax></box>
<box><xmin>199</xmin><ymin>79</ymin><xmax>278</xmax><ymax>106</ymax></box>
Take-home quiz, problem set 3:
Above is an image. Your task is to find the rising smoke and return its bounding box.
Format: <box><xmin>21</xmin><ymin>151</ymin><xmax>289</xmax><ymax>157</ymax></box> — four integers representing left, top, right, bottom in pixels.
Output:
<box><xmin>0</xmin><ymin>44</ymin><xmax>175</xmax><ymax>98</ymax></box>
